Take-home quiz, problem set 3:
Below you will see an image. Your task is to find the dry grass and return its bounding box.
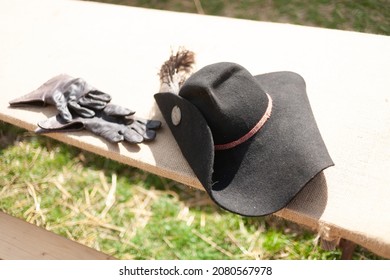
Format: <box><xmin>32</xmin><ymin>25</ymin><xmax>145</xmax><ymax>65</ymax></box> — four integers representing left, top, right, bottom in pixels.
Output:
<box><xmin>1</xmin><ymin>126</ymin><xmax>383</xmax><ymax>259</ymax></box>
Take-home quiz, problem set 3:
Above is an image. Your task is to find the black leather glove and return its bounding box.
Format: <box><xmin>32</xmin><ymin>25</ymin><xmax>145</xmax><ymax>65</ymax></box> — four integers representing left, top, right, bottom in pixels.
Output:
<box><xmin>10</xmin><ymin>74</ymin><xmax>161</xmax><ymax>143</ymax></box>
<box><xmin>9</xmin><ymin>74</ymin><xmax>111</xmax><ymax>122</ymax></box>
<box><xmin>36</xmin><ymin>103</ymin><xmax>161</xmax><ymax>143</ymax></box>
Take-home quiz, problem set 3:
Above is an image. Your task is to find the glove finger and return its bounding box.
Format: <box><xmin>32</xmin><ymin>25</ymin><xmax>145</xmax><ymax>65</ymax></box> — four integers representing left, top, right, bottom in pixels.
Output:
<box><xmin>68</xmin><ymin>100</ymin><xmax>96</xmax><ymax>118</ymax></box>
<box><xmin>123</xmin><ymin>128</ymin><xmax>143</xmax><ymax>144</ymax></box>
<box><xmin>87</xmin><ymin>121</ymin><xmax>143</xmax><ymax>144</ymax></box>
<box><xmin>104</xmin><ymin>104</ymin><xmax>136</xmax><ymax>117</ymax></box>
<box><xmin>131</xmin><ymin>121</ymin><xmax>157</xmax><ymax>141</ymax></box>
<box><xmin>84</xmin><ymin>120</ymin><xmax>124</xmax><ymax>143</ymax></box>
<box><xmin>86</xmin><ymin>91</ymin><xmax>112</xmax><ymax>103</ymax></box>
<box><xmin>133</xmin><ymin>118</ymin><xmax>162</xmax><ymax>130</ymax></box>
<box><xmin>145</xmin><ymin>119</ymin><xmax>162</xmax><ymax>130</ymax></box>
<box><xmin>142</xmin><ymin>129</ymin><xmax>157</xmax><ymax>141</ymax></box>
<box><xmin>78</xmin><ymin>96</ymin><xmax>107</xmax><ymax>110</ymax></box>
<box><xmin>55</xmin><ymin>98</ymin><xmax>73</xmax><ymax>123</ymax></box>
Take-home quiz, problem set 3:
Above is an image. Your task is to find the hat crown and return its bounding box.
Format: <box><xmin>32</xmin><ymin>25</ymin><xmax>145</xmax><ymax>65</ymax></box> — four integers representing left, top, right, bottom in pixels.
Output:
<box><xmin>179</xmin><ymin>62</ymin><xmax>269</xmax><ymax>145</ymax></box>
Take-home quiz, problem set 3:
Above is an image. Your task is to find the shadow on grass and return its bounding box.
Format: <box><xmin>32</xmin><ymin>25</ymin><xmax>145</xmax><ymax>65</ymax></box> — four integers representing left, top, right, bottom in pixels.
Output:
<box><xmin>0</xmin><ymin>122</ymin><xmax>28</xmax><ymax>150</ymax></box>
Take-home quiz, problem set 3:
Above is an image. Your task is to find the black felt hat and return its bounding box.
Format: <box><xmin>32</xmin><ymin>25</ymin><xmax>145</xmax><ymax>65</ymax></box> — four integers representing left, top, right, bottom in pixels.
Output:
<box><xmin>154</xmin><ymin>62</ymin><xmax>334</xmax><ymax>216</ymax></box>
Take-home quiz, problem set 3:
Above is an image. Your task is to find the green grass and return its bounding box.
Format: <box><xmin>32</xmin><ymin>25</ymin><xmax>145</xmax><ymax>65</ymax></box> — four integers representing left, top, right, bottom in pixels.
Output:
<box><xmin>1</xmin><ymin>0</ymin><xmax>389</xmax><ymax>260</ymax></box>
<box><xmin>86</xmin><ymin>0</ymin><xmax>390</xmax><ymax>35</ymax></box>
<box><xmin>0</xmin><ymin>122</ymin><xmax>383</xmax><ymax>259</ymax></box>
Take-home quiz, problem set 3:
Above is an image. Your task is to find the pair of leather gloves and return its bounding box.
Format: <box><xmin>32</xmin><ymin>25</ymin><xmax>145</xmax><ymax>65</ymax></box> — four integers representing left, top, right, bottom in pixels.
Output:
<box><xmin>9</xmin><ymin>74</ymin><xmax>161</xmax><ymax>144</ymax></box>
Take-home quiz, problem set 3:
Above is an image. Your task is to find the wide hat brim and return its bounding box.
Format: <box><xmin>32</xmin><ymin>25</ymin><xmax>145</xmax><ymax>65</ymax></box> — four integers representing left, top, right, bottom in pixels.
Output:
<box><xmin>155</xmin><ymin>71</ymin><xmax>334</xmax><ymax>216</ymax></box>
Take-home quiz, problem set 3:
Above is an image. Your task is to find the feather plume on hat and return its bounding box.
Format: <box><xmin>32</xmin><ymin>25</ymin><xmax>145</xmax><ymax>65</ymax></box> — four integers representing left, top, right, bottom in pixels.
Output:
<box><xmin>159</xmin><ymin>48</ymin><xmax>196</xmax><ymax>94</ymax></box>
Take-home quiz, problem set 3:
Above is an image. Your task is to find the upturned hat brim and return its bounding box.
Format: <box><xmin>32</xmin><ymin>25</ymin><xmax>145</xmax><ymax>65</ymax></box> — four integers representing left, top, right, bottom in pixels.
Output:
<box><xmin>155</xmin><ymin>71</ymin><xmax>334</xmax><ymax>216</ymax></box>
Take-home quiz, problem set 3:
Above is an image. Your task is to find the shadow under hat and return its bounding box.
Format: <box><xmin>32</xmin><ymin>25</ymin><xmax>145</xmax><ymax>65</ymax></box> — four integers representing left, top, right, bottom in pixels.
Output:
<box><xmin>155</xmin><ymin>62</ymin><xmax>334</xmax><ymax>216</ymax></box>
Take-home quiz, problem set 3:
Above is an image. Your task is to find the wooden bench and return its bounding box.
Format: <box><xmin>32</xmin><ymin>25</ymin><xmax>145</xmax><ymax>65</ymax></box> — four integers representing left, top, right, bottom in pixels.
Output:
<box><xmin>1</xmin><ymin>0</ymin><xmax>389</xmax><ymax>259</ymax></box>
<box><xmin>0</xmin><ymin>212</ymin><xmax>114</xmax><ymax>259</ymax></box>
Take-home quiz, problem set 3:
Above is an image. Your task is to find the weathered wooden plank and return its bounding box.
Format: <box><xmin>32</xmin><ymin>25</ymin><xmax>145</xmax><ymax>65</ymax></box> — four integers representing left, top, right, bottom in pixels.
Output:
<box><xmin>0</xmin><ymin>212</ymin><xmax>114</xmax><ymax>260</ymax></box>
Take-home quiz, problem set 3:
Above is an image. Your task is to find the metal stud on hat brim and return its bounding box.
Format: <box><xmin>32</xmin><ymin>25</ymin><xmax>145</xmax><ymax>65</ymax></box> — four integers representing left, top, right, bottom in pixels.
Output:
<box><xmin>171</xmin><ymin>105</ymin><xmax>182</xmax><ymax>126</ymax></box>
<box><xmin>155</xmin><ymin>62</ymin><xmax>334</xmax><ymax>216</ymax></box>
